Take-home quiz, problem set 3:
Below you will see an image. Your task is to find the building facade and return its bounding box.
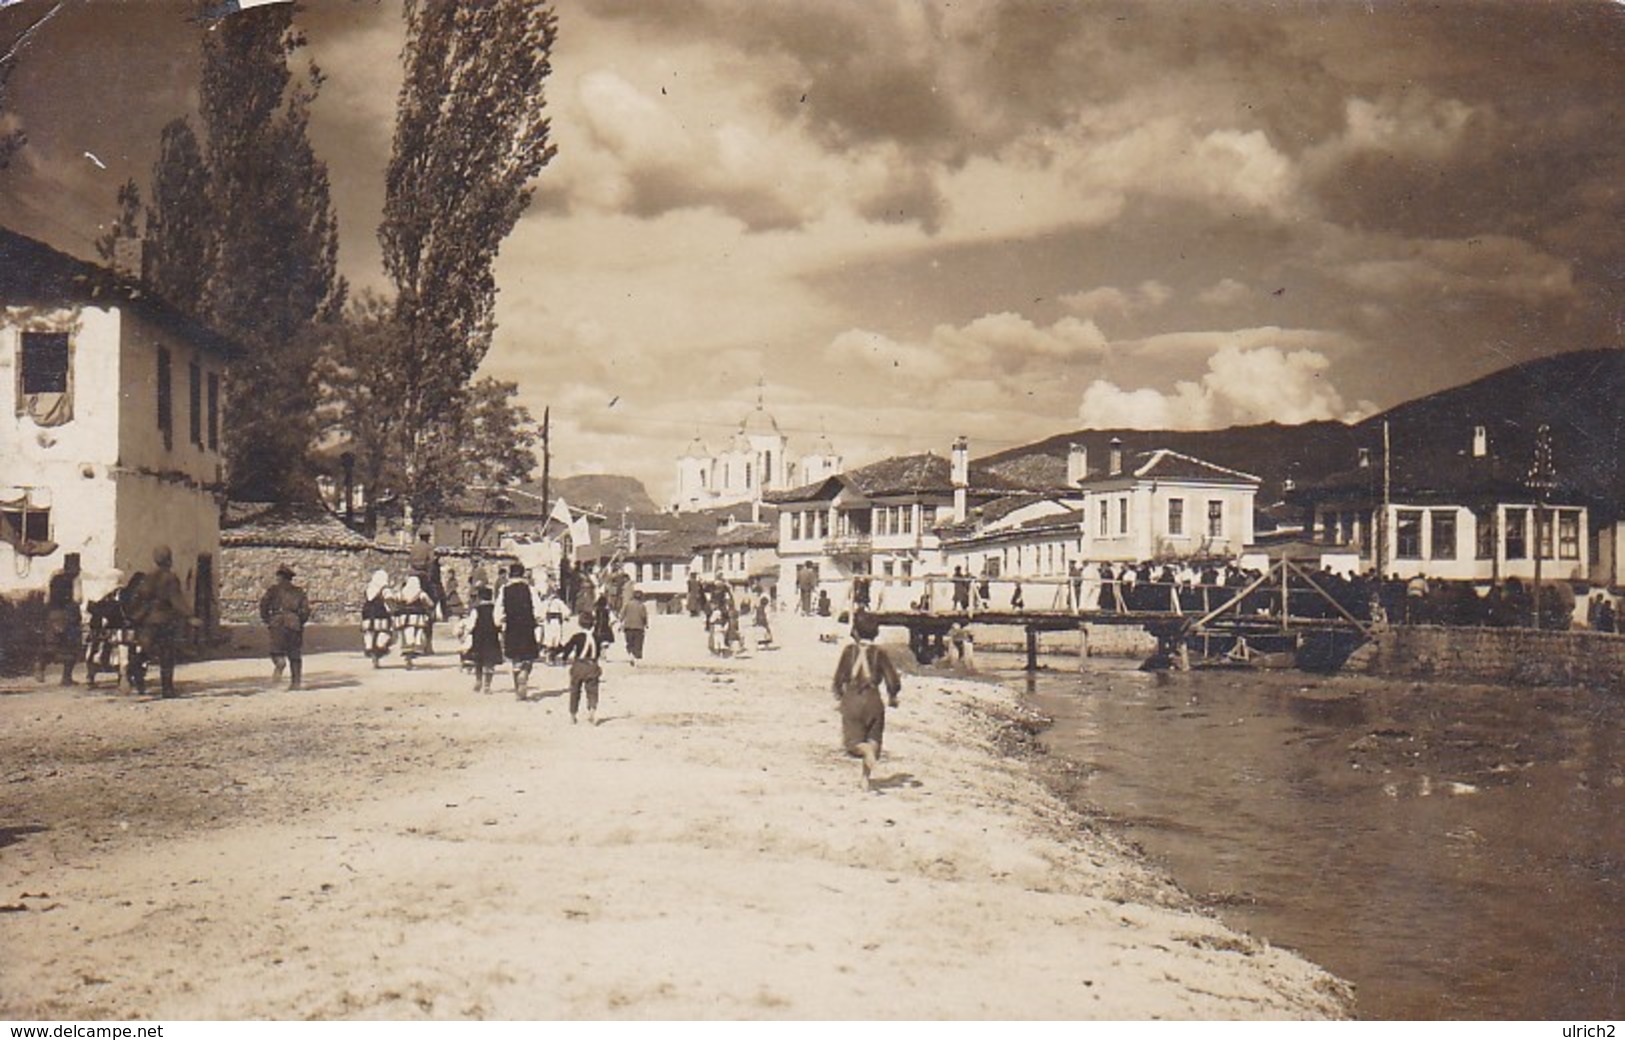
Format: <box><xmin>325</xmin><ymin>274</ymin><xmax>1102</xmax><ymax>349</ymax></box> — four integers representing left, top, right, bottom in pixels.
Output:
<box><xmin>2</xmin><ymin>230</ymin><xmax>235</xmax><ymax>627</ymax></box>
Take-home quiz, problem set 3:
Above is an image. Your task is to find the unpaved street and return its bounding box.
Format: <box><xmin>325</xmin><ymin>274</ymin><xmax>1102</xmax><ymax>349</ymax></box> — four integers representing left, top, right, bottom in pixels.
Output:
<box><xmin>2</xmin><ymin>616</ymin><xmax>1348</xmax><ymax>1019</ymax></box>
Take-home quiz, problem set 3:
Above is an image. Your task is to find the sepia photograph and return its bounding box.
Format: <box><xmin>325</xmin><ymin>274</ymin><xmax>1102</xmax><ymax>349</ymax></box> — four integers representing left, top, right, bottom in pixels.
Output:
<box><xmin>1</xmin><ymin>0</ymin><xmax>1622</xmax><ymax>1024</ymax></box>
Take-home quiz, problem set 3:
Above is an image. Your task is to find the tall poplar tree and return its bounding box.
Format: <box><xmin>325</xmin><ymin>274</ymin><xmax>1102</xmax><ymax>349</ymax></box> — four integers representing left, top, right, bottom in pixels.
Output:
<box><xmin>378</xmin><ymin>0</ymin><xmax>558</xmax><ymax>522</ymax></box>
<box><xmin>194</xmin><ymin>7</ymin><xmax>342</xmax><ymax>502</ymax></box>
<box><xmin>143</xmin><ymin>118</ymin><xmax>211</xmax><ymax>315</ymax></box>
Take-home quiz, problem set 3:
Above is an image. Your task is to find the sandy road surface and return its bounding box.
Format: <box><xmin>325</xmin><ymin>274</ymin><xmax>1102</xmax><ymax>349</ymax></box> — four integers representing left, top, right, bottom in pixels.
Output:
<box><xmin>1</xmin><ymin>614</ymin><xmax>1349</xmax><ymax>1019</ymax></box>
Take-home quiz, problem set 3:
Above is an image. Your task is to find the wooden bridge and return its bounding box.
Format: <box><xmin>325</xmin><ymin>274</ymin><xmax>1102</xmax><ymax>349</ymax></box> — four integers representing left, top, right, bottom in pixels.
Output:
<box><xmin>860</xmin><ymin>559</ymin><xmax>1374</xmax><ymax>672</ymax></box>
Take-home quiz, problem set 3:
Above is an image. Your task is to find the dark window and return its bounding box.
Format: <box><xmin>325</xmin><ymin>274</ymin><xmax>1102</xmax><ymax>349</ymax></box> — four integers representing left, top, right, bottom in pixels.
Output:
<box><xmin>20</xmin><ymin>332</ymin><xmax>69</xmax><ymax>395</ymax></box>
<box><xmin>156</xmin><ymin>347</ymin><xmax>173</xmax><ymax>450</ymax></box>
<box><xmin>1396</xmin><ymin>509</ymin><xmax>1423</xmax><ymax>559</ymax></box>
<box><xmin>1098</xmin><ymin>500</ymin><xmax>1109</xmax><ymax>537</ymax></box>
<box><xmin>207</xmin><ymin>373</ymin><xmax>220</xmax><ymax>451</ymax></box>
<box><xmin>0</xmin><ymin>507</ymin><xmax>50</xmax><ymax>546</ymax></box>
<box><xmin>1506</xmin><ymin>509</ymin><xmax>1528</xmax><ymax>560</ymax></box>
<box><xmin>1474</xmin><ymin>509</ymin><xmax>1496</xmax><ymax>560</ymax></box>
<box><xmin>1320</xmin><ymin>512</ymin><xmax>1335</xmax><ymax>544</ymax></box>
<box><xmin>1168</xmin><ymin>498</ymin><xmax>1184</xmax><ymax>536</ymax></box>
<box><xmin>1430</xmin><ymin>510</ymin><xmax>1457</xmax><ymax>560</ymax></box>
<box><xmin>188</xmin><ymin>361</ymin><xmax>202</xmax><ymax>446</ymax></box>
<box><xmin>1118</xmin><ymin>498</ymin><xmax>1129</xmax><ymax>535</ymax></box>
<box><xmin>1207</xmin><ymin>500</ymin><xmax>1224</xmax><ymax>537</ymax></box>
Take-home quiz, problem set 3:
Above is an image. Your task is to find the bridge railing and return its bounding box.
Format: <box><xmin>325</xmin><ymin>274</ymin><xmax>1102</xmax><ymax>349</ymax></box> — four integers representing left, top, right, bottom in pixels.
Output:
<box><xmin>839</xmin><ymin>567</ymin><xmax>1378</xmax><ymax>626</ymax></box>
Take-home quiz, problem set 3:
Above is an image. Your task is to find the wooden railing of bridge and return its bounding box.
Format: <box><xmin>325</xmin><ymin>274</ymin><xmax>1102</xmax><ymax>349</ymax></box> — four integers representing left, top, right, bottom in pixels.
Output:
<box><xmin>853</xmin><ymin>559</ymin><xmax>1373</xmax><ymax>671</ymax></box>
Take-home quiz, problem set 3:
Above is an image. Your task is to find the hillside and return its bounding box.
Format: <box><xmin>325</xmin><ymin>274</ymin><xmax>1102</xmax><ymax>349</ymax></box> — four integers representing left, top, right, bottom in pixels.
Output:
<box><xmin>539</xmin><ymin>474</ymin><xmax>658</xmax><ymax>516</ymax></box>
<box><xmin>980</xmin><ymin>348</ymin><xmax>1625</xmax><ymax>515</ymax></box>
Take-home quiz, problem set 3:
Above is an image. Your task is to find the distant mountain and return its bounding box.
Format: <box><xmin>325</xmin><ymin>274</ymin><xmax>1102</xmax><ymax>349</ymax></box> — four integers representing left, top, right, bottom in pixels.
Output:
<box><xmin>542</xmin><ymin>475</ymin><xmax>658</xmax><ymax>517</ymax></box>
<box><xmin>980</xmin><ymin>348</ymin><xmax>1625</xmax><ymax>517</ymax></box>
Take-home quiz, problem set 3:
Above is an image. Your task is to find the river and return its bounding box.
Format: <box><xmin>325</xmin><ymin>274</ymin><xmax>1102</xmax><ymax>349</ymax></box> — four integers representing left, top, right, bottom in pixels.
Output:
<box><xmin>1010</xmin><ymin>658</ymin><xmax>1625</xmax><ymax>1019</ymax></box>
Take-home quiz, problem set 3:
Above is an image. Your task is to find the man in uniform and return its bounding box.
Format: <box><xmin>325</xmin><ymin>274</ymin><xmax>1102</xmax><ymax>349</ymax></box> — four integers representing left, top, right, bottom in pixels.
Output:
<box><xmin>258</xmin><ymin>563</ymin><xmax>312</xmax><ymax>689</ymax></box>
<box><xmin>132</xmin><ymin>545</ymin><xmax>196</xmax><ymax>698</ymax></box>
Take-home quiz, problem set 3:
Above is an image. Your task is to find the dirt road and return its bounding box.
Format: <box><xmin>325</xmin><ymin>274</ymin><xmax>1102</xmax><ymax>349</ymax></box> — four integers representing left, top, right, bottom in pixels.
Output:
<box><xmin>1</xmin><ymin>615</ymin><xmax>1349</xmax><ymax>1019</ymax></box>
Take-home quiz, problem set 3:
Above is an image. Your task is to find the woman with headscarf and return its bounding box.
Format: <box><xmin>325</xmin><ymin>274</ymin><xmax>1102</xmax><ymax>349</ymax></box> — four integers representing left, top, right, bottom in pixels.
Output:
<box><xmin>394</xmin><ymin>575</ymin><xmax>434</xmax><ymax>668</ymax></box>
<box><xmin>361</xmin><ymin>569</ymin><xmax>395</xmax><ymax>667</ymax></box>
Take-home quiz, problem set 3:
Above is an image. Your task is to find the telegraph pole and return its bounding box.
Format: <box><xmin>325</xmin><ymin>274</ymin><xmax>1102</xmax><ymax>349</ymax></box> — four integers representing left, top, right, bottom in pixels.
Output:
<box><xmin>540</xmin><ymin>406</ymin><xmax>551</xmax><ymax>521</ymax></box>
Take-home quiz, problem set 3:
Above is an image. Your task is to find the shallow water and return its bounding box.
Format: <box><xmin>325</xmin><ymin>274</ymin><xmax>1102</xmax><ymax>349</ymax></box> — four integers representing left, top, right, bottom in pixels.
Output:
<box><xmin>1013</xmin><ymin>660</ymin><xmax>1625</xmax><ymax>1019</ymax></box>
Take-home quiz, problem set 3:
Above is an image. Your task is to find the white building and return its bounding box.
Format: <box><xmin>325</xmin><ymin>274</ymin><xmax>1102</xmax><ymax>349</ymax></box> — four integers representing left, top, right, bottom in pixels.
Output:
<box><xmin>937</xmin><ymin>443</ymin><xmax>1261</xmax><ymax>604</ymax></box>
<box><xmin>1</xmin><ymin>230</ymin><xmax>236</xmax><ymax>624</ymax></box>
<box><xmin>671</xmin><ymin>392</ymin><xmax>841</xmax><ymax>513</ymax></box>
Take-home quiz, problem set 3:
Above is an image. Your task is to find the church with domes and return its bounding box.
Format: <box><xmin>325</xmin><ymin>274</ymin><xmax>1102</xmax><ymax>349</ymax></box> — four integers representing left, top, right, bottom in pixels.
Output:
<box><xmin>671</xmin><ymin>392</ymin><xmax>842</xmax><ymax>513</ymax></box>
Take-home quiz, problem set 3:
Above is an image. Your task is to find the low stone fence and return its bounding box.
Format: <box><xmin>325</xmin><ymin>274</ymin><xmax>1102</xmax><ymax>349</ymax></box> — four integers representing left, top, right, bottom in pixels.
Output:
<box><xmin>219</xmin><ymin>544</ymin><xmax>408</xmax><ymax>625</ymax></box>
<box><xmin>1351</xmin><ymin>625</ymin><xmax>1625</xmax><ymax>690</ymax></box>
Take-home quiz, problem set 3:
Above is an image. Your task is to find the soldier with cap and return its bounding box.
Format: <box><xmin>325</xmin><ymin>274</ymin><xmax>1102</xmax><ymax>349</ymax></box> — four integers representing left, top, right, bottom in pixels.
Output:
<box><xmin>259</xmin><ymin>563</ymin><xmax>312</xmax><ymax>689</ymax></box>
<box><xmin>130</xmin><ymin>545</ymin><xmax>196</xmax><ymax>698</ymax></box>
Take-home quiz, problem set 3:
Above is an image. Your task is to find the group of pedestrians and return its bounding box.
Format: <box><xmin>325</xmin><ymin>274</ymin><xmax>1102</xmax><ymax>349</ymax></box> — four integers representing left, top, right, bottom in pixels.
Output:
<box><xmin>36</xmin><ymin>546</ymin><xmax>199</xmax><ymax>698</ymax></box>
<box><xmin>699</xmin><ymin>577</ymin><xmax>775</xmax><ymax>657</ymax></box>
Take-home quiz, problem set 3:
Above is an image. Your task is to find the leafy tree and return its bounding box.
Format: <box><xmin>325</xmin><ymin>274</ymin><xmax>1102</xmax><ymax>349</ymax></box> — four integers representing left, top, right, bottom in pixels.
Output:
<box><xmin>94</xmin><ymin>178</ymin><xmax>143</xmax><ymax>269</ymax></box>
<box><xmin>193</xmin><ymin>6</ymin><xmax>342</xmax><ymax>503</ymax></box>
<box><xmin>143</xmin><ymin>118</ymin><xmax>211</xmax><ymax>314</ymax></box>
<box><xmin>378</xmin><ymin>0</ymin><xmax>558</xmax><ymax>521</ymax></box>
<box><xmin>0</xmin><ymin>20</ymin><xmax>28</xmax><ymax>168</ymax></box>
<box><xmin>316</xmin><ymin>293</ymin><xmax>538</xmax><ymax>532</ymax></box>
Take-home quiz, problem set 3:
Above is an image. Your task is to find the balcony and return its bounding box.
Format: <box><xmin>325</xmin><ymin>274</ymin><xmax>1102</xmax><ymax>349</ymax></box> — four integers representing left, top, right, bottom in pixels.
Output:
<box><xmin>824</xmin><ymin>533</ymin><xmax>872</xmax><ymax>557</ymax></box>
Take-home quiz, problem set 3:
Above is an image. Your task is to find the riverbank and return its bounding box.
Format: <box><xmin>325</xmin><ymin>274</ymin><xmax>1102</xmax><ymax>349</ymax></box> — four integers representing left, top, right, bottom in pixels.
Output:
<box><xmin>0</xmin><ymin>614</ymin><xmax>1349</xmax><ymax>1019</ymax></box>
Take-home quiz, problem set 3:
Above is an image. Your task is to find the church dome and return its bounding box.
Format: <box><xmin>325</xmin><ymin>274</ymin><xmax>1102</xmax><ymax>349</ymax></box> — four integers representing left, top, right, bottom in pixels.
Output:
<box><xmin>740</xmin><ymin>403</ymin><xmax>782</xmax><ymax>439</ymax></box>
<box><xmin>681</xmin><ymin>436</ymin><xmax>710</xmax><ymax>459</ymax></box>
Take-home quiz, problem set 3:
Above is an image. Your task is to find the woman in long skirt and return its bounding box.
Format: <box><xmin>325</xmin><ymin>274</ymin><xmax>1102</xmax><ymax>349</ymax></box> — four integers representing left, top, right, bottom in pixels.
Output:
<box><xmin>394</xmin><ymin>576</ymin><xmax>433</xmax><ymax>669</ymax></box>
<box><xmin>361</xmin><ymin>570</ymin><xmax>395</xmax><ymax>667</ymax></box>
<box><xmin>466</xmin><ymin>586</ymin><xmax>505</xmax><ymax>693</ymax></box>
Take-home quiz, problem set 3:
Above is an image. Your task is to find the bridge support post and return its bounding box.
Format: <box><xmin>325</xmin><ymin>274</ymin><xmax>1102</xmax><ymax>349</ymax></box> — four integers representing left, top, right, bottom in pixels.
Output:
<box><xmin>1077</xmin><ymin>624</ymin><xmax>1089</xmax><ymax>672</ymax></box>
<box><xmin>1025</xmin><ymin>627</ymin><xmax>1039</xmax><ymax>672</ymax></box>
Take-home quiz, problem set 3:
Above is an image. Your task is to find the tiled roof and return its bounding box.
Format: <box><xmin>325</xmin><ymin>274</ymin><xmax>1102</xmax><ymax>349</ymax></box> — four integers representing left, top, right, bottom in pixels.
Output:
<box><xmin>694</xmin><ymin>523</ymin><xmax>777</xmax><ymax>550</ymax></box>
<box><xmin>625</xmin><ymin>529</ymin><xmax>702</xmax><ymax>561</ymax></box>
<box><xmin>1132</xmin><ymin>449</ymin><xmax>1260</xmax><ymax>484</ymax></box>
<box><xmin>0</xmin><ymin>228</ymin><xmax>242</xmax><ymax>359</ymax></box>
<box><xmin>222</xmin><ymin>502</ymin><xmax>393</xmax><ymax>551</ymax></box>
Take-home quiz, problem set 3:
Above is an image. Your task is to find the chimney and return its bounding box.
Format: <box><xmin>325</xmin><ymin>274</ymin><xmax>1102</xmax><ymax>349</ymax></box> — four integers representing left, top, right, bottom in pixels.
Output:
<box><xmin>951</xmin><ymin>435</ymin><xmax>969</xmax><ymax>522</ymax></box>
<box><xmin>1108</xmin><ymin>437</ymin><xmax>1123</xmax><ymax>476</ymax></box>
<box><xmin>112</xmin><ymin>237</ymin><xmax>144</xmax><ymax>281</ymax></box>
<box><xmin>1472</xmin><ymin>425</ymin><xmax>1488</xmax><ymax>458</ymax></box>
<box><xmin>1066</xmin><ymin>443</ymin><xmax>1089</xmax><ymax>487</ymax></box>
<box><xmin>751</xmin><ymin>499</ymin><xmax>761</xmax><ymax>524</ymax></box>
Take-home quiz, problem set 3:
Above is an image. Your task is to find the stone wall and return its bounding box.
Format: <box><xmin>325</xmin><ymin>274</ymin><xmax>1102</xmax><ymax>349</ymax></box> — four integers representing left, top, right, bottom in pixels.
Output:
<box><xmin>219</xmin><ymin>544</ymin><xmax>408</xmax><ymax>625</ymax></box>
<box><xmin>1351</xmin><ymin>625</ymin><xmax>1625</xmax><ymax>690</ymax></box>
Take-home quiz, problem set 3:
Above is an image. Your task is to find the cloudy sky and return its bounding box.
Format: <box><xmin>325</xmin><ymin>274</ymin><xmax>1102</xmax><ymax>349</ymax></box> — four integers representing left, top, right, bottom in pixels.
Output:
<box><xmin>2</xmin><ymin>1</ymin><xmax>1621</xmax><ymax>501</ymax></box>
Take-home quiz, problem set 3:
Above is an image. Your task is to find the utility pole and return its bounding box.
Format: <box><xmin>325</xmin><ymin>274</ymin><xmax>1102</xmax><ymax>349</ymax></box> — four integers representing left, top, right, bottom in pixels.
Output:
<box><xmin>540</xmin><ymin>406</ymin><xmax>551</xmax><ymax>522</ymax></box>
<box><xmin>1529</xmin><ymin>423</ymin><xmax>1555</xmax><ymax>630</ymax></box>
<box><xmin>1378</xmin><ymin>420</ymin><xmax>1392</xmax><ymax>578</ymax></box>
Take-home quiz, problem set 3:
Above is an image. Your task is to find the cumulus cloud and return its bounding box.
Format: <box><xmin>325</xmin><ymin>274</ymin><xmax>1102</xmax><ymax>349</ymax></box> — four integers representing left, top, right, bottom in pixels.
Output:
<box><xmin>827</xmin><ymin>311</ymin><xmax>1108</xmax><ymax>383</ymax></box>
<box><xmin>1197</xmin><ymin>278</ymin><xmax>1251</xmax><ymax>306</ymax></box>
<box><xmin>1334</xmin><ymin>234</ymin><xmax>1576</xmax><ymax>303</ymax></box>
<box><xmin>1061</xmin><ymin>280</ymin><xmax>1173</xmax><ymax>321</ymax></box>
<box><xmin>1077</xmin><ymin>345</ymin><xmax>1370</xmax><ymax>429</ymax></box>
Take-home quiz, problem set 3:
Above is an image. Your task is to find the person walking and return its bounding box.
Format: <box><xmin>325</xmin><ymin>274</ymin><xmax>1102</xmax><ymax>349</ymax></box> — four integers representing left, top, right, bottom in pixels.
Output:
<box><xmin>620</xmin><ymin>589</ymin><xmax>649</xmax><ymax>664</ymax></box>
<box><xmin>496</xmin><ymin>564</ymin><xmax>542</xmax><ymax>698</ymax></box>
<box><xmin>38</xmin><ymin>554</ymin><xmax>83</xmax><ymax>686</ymax></box>
<box><xmin>831</xmin><ymin>612</ymin><xmax>903</xmax><ymax>792</ymax></box>
<box><xmin>361</xmin><ymin>570</ymin><xmax>395</xmax><ymax>667</ymax></box>
<box><xmin>258</xmin><ymin>564</ymin><xmax>312</xmax><ymax>689</ymax></box>
<box><xmin>541</xmin><ymin>584</ymin><xmax>569</xmax><ymax>663</ymax></box>
<box><xmin>752</xmin><ymin>585</ymin><xmax>775</xmax><ymax>648</ymax></box>
<box><xmin>465</xmin><ymin>585</ymin><xmax>504</xmax><ymax>693</ymax></box>
<box><xmin>394</xmin><ymin>576</ymin><xmax>435</xmax><ymax>670</ymax></box>
<box><xmin>131</xmin><ymin>545</ymin><xmax>196</xmax><ymax>698</ymax></box>
<box><xmin>592</xmin><ymin>592</ymin><xmax>617</xmax><ymax>657</ymax></box>
<box><xmin>951</xmin><ymin>566</ymin><xmax>971</xmax><ymax>612</ymax></box>
<box><xmin>568</xmin><ymin>629</ymin><xmax>602</xmax><ymax>726</ymax></box>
